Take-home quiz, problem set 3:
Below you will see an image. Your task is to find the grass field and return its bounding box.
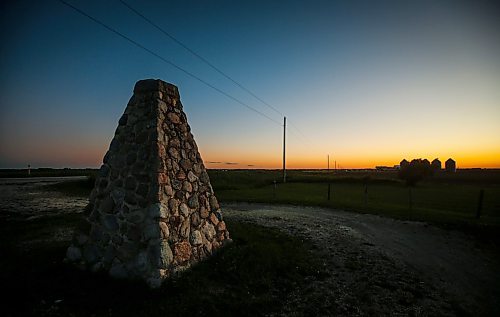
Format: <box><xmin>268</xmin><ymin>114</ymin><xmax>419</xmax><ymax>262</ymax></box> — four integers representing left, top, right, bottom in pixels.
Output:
<box><xmin>0</xmin><ymin>168</ymin><xmax>96</xmax><ymax>178</ymax></box>
<box><xmin>44</xmin><ymin>168</ymin><xmax>500</xmax><ymax>240</ymax></box>
<box><xmin>214</xmin><ymin>177</ymin><xmax>500</xmax><ymax>225</ymax></box>
<box><xmin>209</xmin><ymin>170</ymin><xmax>500</xmax><ymax>240</ymax></box>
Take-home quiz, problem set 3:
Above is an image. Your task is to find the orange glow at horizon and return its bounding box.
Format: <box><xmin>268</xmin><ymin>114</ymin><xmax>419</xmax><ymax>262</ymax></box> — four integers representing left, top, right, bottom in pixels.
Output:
<box><xmin>3</xmin><ymin>129</ymin><xmax>498</xmax><ymax>170</ymax></box>
<box><xmin>201</xmin><ymin>149</ymin><xmax>500</xmax><ymax>169</ymax></box>
<box><xmin>3</xmin><ymin>142</ymin><xmax>498</xmax><ymax>169</ymax></box>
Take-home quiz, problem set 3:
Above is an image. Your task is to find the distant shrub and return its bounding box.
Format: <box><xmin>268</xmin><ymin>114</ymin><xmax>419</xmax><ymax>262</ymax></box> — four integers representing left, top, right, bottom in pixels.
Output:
<box><xmin>398</xmin><ymin>159</ymin><xmax>432</xmax><ymax>186</ymax></box>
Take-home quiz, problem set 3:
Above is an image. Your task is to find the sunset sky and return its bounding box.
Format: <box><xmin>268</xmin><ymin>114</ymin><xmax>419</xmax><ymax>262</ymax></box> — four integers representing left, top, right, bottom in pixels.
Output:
<box><xmin>1</xmin><ymin>0</ymin><xmax>499</xmax><ymax>169</ymax></box>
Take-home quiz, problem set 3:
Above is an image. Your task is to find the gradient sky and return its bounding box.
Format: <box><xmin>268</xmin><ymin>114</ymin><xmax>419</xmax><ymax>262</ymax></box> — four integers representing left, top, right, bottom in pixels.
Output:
<box><xmin>1</xmin><ymin>0</ymin><xmax>499</xmax><ymax>169</ymax></box>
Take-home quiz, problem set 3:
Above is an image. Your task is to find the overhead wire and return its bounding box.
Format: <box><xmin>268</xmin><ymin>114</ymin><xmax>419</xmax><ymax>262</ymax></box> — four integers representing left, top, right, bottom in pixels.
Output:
<box><xmin>118</xmin><ymin>0</ymin><xmax>321</xmax><ymax>151</ymax></box>
<box><xmin>118</xmin><ymin>0</ymin><xmax>284</xmax><ymax>118</ymax></box>
<box><xmin>60</xmin><ymin>0</ymin><xmax>333</xmax><ymax>166</ymax></box>
<box><xmin>58</xmin><ymin>0</ymin><xmax>282</xmax><ymax>126</ymax></box>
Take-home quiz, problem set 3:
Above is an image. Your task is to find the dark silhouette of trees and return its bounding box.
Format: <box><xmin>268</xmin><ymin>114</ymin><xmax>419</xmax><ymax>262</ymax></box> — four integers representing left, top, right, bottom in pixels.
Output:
<box><xmin>398</xmin><ymin>159</ymin><xmax>432</xmax><ymax>186</ymax></box>
<box><xmin>398</xmin><ymin>159</ymin><xmax>432</xmax><ymax>214</ymax></box>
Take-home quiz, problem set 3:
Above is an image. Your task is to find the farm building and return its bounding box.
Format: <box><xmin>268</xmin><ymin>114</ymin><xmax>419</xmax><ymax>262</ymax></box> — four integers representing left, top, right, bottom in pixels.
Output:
<box><xmin>400</xmin><ymin>159</ymin><xmax>409</xmax><ymax>169</ymax></box>
<box><xmin>431</xmin><ymin>158</ymin><xmax>441</xmax><ymax>170</ymax></box>
<box><xmin>445</xmin><ymin>158</ymin><xmax>456</xmax><ymax>172</ymax></box>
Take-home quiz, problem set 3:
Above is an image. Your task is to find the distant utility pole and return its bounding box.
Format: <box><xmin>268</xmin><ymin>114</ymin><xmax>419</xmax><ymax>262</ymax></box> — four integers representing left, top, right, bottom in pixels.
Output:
<box><xmin>327</xmin><ymin>155</ymin><xmax>332</xmax><ymax>201</ymax></box>
<box><xmin>283</xmin><ymin>116</ymin><xmax>286</xmax><ymax>183</ymax></box>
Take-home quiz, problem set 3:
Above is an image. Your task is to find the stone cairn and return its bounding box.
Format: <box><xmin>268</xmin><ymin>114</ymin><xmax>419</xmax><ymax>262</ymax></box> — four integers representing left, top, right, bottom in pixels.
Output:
<box><xmin>66</xmin><ymin>79</ymin><xmax>230</xmax><ymax>288</ymax></box>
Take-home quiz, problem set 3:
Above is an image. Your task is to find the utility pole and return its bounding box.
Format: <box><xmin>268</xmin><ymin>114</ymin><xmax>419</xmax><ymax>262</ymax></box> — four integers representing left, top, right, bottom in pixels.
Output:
<box><xmin>327</xmin><ymin>155</ymin><xmax>331</xmax><ymax>201</ymax></box>
<box><xmin>283</xmin><ymin>116</ymin><xmax>286</xmax><ymax>183</ymax></box>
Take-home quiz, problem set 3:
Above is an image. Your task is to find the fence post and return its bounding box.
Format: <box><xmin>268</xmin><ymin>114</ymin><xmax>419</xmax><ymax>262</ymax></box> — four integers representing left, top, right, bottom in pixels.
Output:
<box><xmin>364</xmin><ymin>183</ymin><xmax>368</xmax><ymax>206</ymax></box>
<box><xmin>408</xmin><ymin>187</ymin><xmax>413</xmax><ymax>220</ymax></box>
<box><xmin>327</xmin><ymin>183</ymin><xmax>331</xmax><ymax>201</ymax></box>
<box><xmin>476</xmin><ymin>189</ymin><xmax>484</xmax><ymax>219</ymax></box>
<box><xmin>273</xmin><ymin>180</ymin><xmax>277</xmax><ymax>199</ymax></box>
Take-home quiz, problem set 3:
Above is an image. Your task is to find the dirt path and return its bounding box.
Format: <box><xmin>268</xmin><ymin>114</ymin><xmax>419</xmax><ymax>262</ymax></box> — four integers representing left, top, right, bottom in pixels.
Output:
<box><xmin>223</xmin><ymin>202</ymin><xmax>500</xmax><ymax>316</ymax></box>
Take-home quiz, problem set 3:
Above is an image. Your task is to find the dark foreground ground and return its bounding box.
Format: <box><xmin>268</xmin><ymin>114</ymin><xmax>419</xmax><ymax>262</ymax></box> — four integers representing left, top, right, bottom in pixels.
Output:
<box><xmin>1</xmin><ymin>177</ymin><xmax>499</xmax><ymax>316</ymax></box>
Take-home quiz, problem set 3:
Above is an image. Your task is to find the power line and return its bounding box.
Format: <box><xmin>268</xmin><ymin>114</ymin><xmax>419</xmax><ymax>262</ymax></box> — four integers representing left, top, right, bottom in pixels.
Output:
<box><xmin>118</xmin><ymin>0</ymin><xmax>284</xmax><ymax>118</ymax></box>
<box><xmin>288</xmin><ymin>120</ymin><xmax>310</xmax><ymax>142</ymax></box>
<box><xmin>58</xmin><ymin>0</ymin><xmax>282</xmax><ymax>126</ymax></box>
<box><xmin>118</xmin><ymin>1</ymin><xmax>326</xmax><ymax>154</ymax></box>
<box><xmin>59</xmin><ymin>0</ymin><xmax>330</xmax><ymax>168</ymax></box>
<box><xmin>286</xmin><ymin>118</ymin><xmax>319</xmax><ymax>150</ymax></box>
<box><xmin>118</xmin><ymin>0</ymin><xmax>328</xmax><ymax>154</ymax></box>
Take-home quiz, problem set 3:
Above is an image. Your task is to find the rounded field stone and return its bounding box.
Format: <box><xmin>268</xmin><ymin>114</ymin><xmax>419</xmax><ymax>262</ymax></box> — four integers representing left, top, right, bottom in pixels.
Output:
<box><xmin>191</xmin><ymin>212</ymin><xmax>201</xmax><ymax>227</ymax></box>
<box><xmin>164</xmin><ymin>185</ymin><xmax>173</xmax><ymax>197</ymax></box>
<box><xmin>176</xmin><ymin>170</ymin><xmax>186</xmax><ymax>180</ymax></box>
<box><xmin>175</xmin><ymin>190</ymin><xmax>185</xmax><ymax>200</ymax></box>
<box><xmin>209</xmin><ymin>195</ymin><xmax>220</xmax><ymax>211</ymax></box>
<box><xmin>200</xmin><ymin>207</ymin><xmax>209</xmax><ymax>219</ymax></box>
<box><xmin>99</xmin><ymin>196</ymin><xmax>115</xmax><ymax>214</ymax></box>
<box><xmin>187</xmin><ymin>171</ymin><xmax>197</xmax><ymax>182</ymax></box>
<box><xmin>214</xmin><ymin>210</ymin><xmax>223</xmax><ymax>222</ymax></box>
<box><xmin>188</xmin><ymin>195</ymin><xmax>199</xmax><ymax>209</ymax></box>
<box><xmin>167</xmin><ymin>112</ymin><xmax>180</xmax><ymax>124</ymax></box>
<box><xmin>216</xmin><ymin>221</ymin><xmax>226</xmax><ymax>232</ymax></box>
<box><xmin>179</xmin><ymin>218</ymin><xmax>190</xmax><ymax>239</ymax></box>
<box><xmin>210</xmin><ymin>213</ymin><xmax>219</xmax><ymax>226</ymax></box>
<box><xmin>160</xmin><ymin>241</ymin><xmax>174</xmax><ymax>268</ymax></box>
<box><xmin>179</xmin><ymin>203</ymin><xmax>190</xmax><ymax>217</ymax></box>
<box><xmin>182</xmin><ymin>181</ymin><xmax>192</xmax><ymax>193</ymax></box>
<box><xmin>201</xmin><ymin>223</ymin><xmax>216</xmax><ymax>241</ymax></box>
<box><xmin>159</xmin><ymin>221</ymin><xmax>169</xmax><ymax>239</ymax></box>
<box><xmin>168</xmin><ymin>199</ymin><xmax>179</xmax><ymax>215</ymax></box>
<box><xmin>103</xmin><ymin>215</ymin><xmax>119</xmax><ymax>231</ymax></box>
<box><xmin>66</xmin><ymin>246</ymin><xmax>82</xmax><ymax>262</ymax></box>
<box><xmin>111</xmin><ymin>189</ymin><xmax>126</xmax><ymax>205</ymax></box>
<box><xmin>173</xmin><ymin>241</ymin><xmax>192</xmax><ymax>263</ymax></box>
<box><xmin>189</xmin><ymin>230</ymin><xmax>203</xmax><ymax>245</ymax></box>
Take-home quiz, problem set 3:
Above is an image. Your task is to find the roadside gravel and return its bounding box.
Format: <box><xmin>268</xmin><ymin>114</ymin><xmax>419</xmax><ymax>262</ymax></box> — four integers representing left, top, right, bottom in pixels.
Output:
<box><xmin>223</xmin><ymin>202</ymin><xmax>500</xmax><ymax>316</ymax></box>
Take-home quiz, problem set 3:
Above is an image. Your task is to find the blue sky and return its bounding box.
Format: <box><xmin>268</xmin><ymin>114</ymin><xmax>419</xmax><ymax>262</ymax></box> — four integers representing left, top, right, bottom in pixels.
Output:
<box><xmin>1</xmin><ymin>0</ymin><xmax>499</xmax><ymax>168</ymax></box>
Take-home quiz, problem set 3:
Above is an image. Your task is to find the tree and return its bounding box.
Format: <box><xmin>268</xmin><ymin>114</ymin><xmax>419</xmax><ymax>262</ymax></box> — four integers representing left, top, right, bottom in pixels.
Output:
<box><xmin>398</xmin><ymin>159</ymin><xmax>432</xmax><ymax>215</ymax></box>
<box><xmin>398</xmin><ymin>159</ymin><xmax>431</xmax><ymax>186</ymax></box>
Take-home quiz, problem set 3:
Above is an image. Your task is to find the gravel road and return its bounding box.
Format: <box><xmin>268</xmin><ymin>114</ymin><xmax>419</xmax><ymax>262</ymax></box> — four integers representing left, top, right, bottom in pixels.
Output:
<box><xmin>223</xmin><ymin>202</ymin><xmax>500</xmax><ymax>316</ymax></box>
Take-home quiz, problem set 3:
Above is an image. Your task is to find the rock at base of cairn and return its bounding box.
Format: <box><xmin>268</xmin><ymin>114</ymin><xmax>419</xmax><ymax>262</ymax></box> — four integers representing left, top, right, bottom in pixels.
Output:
<box><xmin>66</xmin><ymin>79</ymin><xmax>230</xmax><ymax>288</ymax></box>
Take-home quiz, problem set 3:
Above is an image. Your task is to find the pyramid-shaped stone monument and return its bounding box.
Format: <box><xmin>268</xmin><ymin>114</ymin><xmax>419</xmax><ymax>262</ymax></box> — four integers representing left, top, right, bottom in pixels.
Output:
<box><xmin>66</xmin><ymin>79</ymin><xmax>230</xmax><ymax>287</ymax></box>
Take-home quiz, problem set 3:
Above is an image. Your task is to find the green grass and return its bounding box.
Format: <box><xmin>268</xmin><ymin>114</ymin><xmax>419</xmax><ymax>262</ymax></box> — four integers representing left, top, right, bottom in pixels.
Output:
<box><xmin>0</xmin><ymin>214</ymin><xmax>324</xmax><ymax>317</ymax></box>
<box><xmin>217</xmin><ymin>182</ymin><xmax>500</xmax><ymax>223</ymax></box>
<box><xmin>208</xmin><ymin>170</ymin><xmax>500</xmax><ymax>221</ymax></box>
<box><xmin>45</xmin><ymin>169</ymin><xmax>500</xmax><ymax>241</ymax></box>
